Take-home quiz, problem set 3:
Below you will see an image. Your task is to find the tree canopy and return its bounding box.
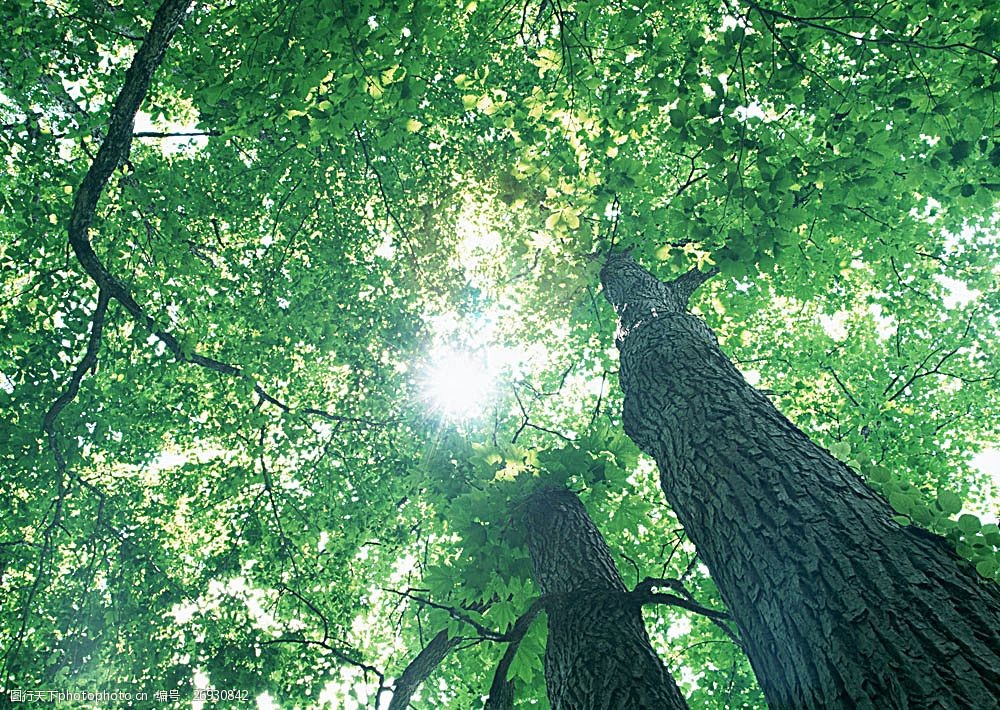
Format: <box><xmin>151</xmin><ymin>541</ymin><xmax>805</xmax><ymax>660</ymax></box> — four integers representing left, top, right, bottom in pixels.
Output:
<box><xmin>1</xmin><ymin>0</ymin><xmax>998</xmax><ymax>707</ymax></box>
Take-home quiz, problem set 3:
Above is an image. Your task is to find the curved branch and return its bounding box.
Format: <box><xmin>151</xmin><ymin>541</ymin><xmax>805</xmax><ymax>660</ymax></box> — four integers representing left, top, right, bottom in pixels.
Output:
<box><xmin>261</xmin><ymin>636</ymin><xmax>386</xmax><ymax>702</ymax></box>
<box><xmin>68</xmin><ymin>0</ymin><xmax>191</xmax><ymax>262</ymax></box>
<box><xmin>42</xmin><ymin>289</ymin><xmax>111</xmax><ymax>472</ymax></box>
<box><xmin>631</xmin><ymin>577</ymin><xmax>741</xmax><ymax>646</ymax></box>
<box><xmin>57</xmin><ymin>0</ymin><xmax>387</xmax><ymax>430</ymax></box>
<box><xmin>3</xmin><ymin>290</ymin><xmax>113</xmax><ymax>688</ymax></box>
<box><xmin>746</xmin><ymin>1</ymin><xmax>1000</xmax><ymax>63</ymax></box>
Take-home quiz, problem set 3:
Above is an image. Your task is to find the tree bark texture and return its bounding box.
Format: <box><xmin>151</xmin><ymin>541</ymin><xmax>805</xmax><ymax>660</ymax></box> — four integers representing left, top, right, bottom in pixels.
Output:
<box><xmin>601</xmin><ymin>253</ymin><xmax>1000</xmax><ymax>709</ymax></box>
<box><xmin>523</xmin><ymin>486</ymin><xmax>688</xmax><ymax>710</ymax></box>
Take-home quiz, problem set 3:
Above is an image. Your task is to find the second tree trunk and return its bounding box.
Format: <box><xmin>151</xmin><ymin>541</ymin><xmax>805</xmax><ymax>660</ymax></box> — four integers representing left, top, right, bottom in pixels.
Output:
<box><xmin>523</xmin><ymin>486</ymin><xmax>688</xmax><ymax>710</ymax></box>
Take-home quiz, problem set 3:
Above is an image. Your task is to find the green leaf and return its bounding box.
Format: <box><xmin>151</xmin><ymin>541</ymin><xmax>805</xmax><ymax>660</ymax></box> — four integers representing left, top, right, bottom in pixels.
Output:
<box><xmin>936</xmin><ymin>491</ymin><xmax>963</xmax><ymax>515</ymax></box>
<box><xmin>5</xmin><ymin>2</ymin><xmax>999</xmax><ymax>706</ymax></box>
<box><xmin>957</xmin><ymin>513</ymin><xmax>981</xmax><ymax>534</ymax></box>
<box><xmin>950</xmin><ymin>140</ymin><xmax>973</xmax><ymax>164</ymax></box>
<box><xmin>868</xmin><ymin>466</ymin><xmax>891</xmax><ymax>484</ymax></box>
<box><xmin>888</xmin><ymin>492</ymin><xmax>914</xmax><ymax>515</ymax></box>
<box><xmin>829</xmin><ymin>441</ymin><xmax>851</xmax><ymax>461</ymax></box>
<box><xmin>910</xmin><ymin>504</ymin><xmax>933</xmax><ymax>527</ymax></box>
<box><xmin>975</xmin><ymin>559</ymin><xmax>998</xmax><ymax>578</ymax></box>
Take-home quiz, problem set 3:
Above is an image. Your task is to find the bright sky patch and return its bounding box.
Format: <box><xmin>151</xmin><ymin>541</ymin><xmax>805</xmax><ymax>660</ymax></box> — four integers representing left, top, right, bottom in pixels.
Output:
<box><xmin>422</xmin><ymin>347</ymin><xmax>495</xmax><ymax>420</ymax></box>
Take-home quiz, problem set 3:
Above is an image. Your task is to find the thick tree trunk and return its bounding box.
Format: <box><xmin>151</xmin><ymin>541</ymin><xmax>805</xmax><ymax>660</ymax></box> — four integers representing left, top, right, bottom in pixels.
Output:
<box><xmin>523</xmin><ymin>486</ymin><xmax>688</xmax><ymax>710</ymax></box>
<box><xmin>601</xmin><ymin>253</ymin><xmax>1000</xmax><ymax>709</ymax></box>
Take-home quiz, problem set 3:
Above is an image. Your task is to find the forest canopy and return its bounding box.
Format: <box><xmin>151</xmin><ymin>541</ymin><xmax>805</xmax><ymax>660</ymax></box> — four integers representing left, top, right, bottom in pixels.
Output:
<box><xmin>1</xmin><ymin>0</ymin><xmax>998</xmax><ymax>707</ymax></box>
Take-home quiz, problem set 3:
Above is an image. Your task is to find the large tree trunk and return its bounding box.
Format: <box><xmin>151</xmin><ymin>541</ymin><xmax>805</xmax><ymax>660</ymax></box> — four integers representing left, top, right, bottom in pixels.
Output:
<box><xmin>600</xmin><ymin>253</ymin><xmax>1000</xmax><ymax>709</ymax></box>
<box><xmin>523</xmin><ymin>486</ymin><xmax>688</xmax><ymax>710</ymax></box>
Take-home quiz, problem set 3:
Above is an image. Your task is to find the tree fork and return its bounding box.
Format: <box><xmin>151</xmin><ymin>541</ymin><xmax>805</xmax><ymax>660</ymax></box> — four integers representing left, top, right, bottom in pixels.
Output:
<box><xmin>523</xmin><ymin>486</ymin><xmax>688</xmax><ymax>710</ymax></box>
<box><xmin>601</xmin><ymin>252</ymin><xmax>1000</xmax><ymax>708</ymax></box>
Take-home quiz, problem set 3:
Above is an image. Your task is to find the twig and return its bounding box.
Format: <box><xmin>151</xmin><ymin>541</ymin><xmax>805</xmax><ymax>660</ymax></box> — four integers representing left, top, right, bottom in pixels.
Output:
<box><xmin>261</xmin><ymin>637</ymin><xmax>386</xmax><ymax>698</ymax></box>
<box><xmin>385</xmin><ymin>589</ymin><xmax>506</xmax><ymax>642</ymax></box>
<box><xmin>746</xmin><ymin>0</ymin><xmax>1000</xmax><ymax>63</ymax></box>
<box><xmin>133</xmin><ymin>130</ymin><xmax>221</xmax><ymax>138</ymax></box>
<box><xmin>824</xmin><ymin>365</ymin><xmax>860</xmax><ymax>408</ymax></box>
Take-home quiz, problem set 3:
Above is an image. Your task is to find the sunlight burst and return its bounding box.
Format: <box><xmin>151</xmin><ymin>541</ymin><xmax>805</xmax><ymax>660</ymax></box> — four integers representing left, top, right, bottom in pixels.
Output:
<box><xmin>423</xmin><ymin>348</ymin><xmax>494</xmax><ymax>420</ymax></box>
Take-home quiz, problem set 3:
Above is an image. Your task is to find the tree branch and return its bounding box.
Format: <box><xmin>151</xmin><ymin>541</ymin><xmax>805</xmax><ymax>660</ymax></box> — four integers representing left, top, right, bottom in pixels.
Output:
<box><xmin>670</xmin><ymin>265</ymin><xmax>721</xmax><ymax>306</ymax></box>
<box><xmin>484</xmin><ymin>596</ymin><xmax>547</xmax><ymax>709</ymax></box>
<box><xmin>133</xmin><ymin>130</ymin><xmax>221</xmax><ymax>138</ymax></box>
<box><xmin>631</xmin><ymin>577</ymin><xmax>731</xmax><ymax>621</ymax></box>
<box><xmin>54</xmin><ymin>0</ymin><xmax>386</xmax><ymax>432</ymax></box>
<box><xmin>42</xmin><ymin>289</ymin><xmax>111</xmax><ymax>474</ymax></box>
<box><xmin>261</xmin><ymin>636</ymin><xmax>386</xmax><ymax>700</ymax></box>
<box><xmin>824</xmin><ymin>365</ymin><xmax>860</xmax><ymax>408</ymax></box>
<box><xmin>746</xmin><ymin>0</ymin><xmax>1000</xmax><ymax>63</ymax></box>
<box><xmin>385</xmin><ymin>589</ymin><xmax>506</xmax><ymax>642</ymax></box>
<box><xmin>631</xmin><ymin>577</ymin><xmax>742</xmax><ymax>646</ymax></box>
<box><xmin>3</xmin><ymin>291</ymin><xmax>114</xmax><ymax>687</ymax></box>
<box><xmin>387</xmin><ymin>629</ymin><xmax>462</xmax><ymax>710</ymax></box>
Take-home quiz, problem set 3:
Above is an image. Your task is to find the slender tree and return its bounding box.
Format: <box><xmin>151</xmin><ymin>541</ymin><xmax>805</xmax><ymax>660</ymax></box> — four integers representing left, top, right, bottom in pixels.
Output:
<box><xmin>601</xmin><ymin>252</ymin><xmax>1000</xmax><ymax>708</ymax></box>
<box><xmin>522</xmin><ymin>486</ymin><xmax>688</xmax><ymax>710</ymax></box>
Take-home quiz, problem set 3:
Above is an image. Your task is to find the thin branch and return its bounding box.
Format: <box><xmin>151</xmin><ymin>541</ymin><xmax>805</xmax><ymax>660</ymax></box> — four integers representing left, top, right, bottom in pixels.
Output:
<box><xmin>353</xmin><ymin>126</ymin><xmax>422</xmax><ymax>270</ymax></box>
<box><xmin>4</xmin><ymin>291</ymin><xmax>113</xmax><ymax>687</ymax></box>
<box><xmin>260</xmin><ymin>430</ymin><xmax>300</xmax><ymax>577</ymax></box>
<box><xmin>519</xmin><ymin>363</ymin><xmax>574</xmax><ymax>398</ymax></box>
<box><xmin>824</xmin><ymin>365</ymin><xmax>860</xmax><ymax>408</ymax></box>
<box><xmin>889</xmin><ymin>256</ymin><xmax>933</xmax><ymax>302</ymax></box>
<box><xmin>385</xmin><ymin>589</ymin><xmax>506</xmax><ymax>642</ymax></box>
<box><xmin>261</xmin><ymin>637</ymin><xmax>386</xmax><ymax>696</ymax></box>
<box><xmin>659</xmin><ymin>529</ymin><xmax>687</xmax><ymax>579</ymax></box>
<box><xmin>588</xmin><ymin>371</ymin><xmax>608</xmax><ymax>429</ymax></box>
<box><xmin>631</xmin><ymin>578</ymin><xmax>732</xmax><ymax>622</ymax></box>
<box><xmin>42</xmin><ymin>290</ymin><xmax>111</xmax><ymax>473</ymax></box>
<box><xmin>885</xmin><ymin>313</ymin><xmax>976</xmax><ymax>402</ymax></box>
<box><xmin>55</xmin><ymin>0</ymin><xmax>383</xmax><ymax>432</ymax></box>
<box><xmin>746</xmin><ymin>0</ymin><xmax>1000</xmax><ymax>63</ymax></box>
<box><xmin>511</xmin><ymin>386</ymin><xmax>575</xmax><ymax>444</ymax></box>
<box><xmin>133</xmin><ymin>130</ymin><xmax>221</xmax><ymax>138</ymax></box>
<box><xmin>631</xmin><ymin>577</ymin><xmax>742</xmax><ymax>647</ymax></box>
<box><xmin>673</xmin><ymin>150</ymin><xmax>709</xmax><ymax>198</ymax></box>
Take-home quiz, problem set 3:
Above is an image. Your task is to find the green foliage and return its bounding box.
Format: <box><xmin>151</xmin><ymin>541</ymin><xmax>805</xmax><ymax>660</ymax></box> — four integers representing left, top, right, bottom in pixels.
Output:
<box><xmin>1</xmin><ymin>0</ymin><xmax>997</xmax><ymax>707</ymax></box>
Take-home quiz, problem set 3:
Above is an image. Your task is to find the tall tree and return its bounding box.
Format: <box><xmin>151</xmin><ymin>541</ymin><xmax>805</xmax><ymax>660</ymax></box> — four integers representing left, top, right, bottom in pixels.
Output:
<box><xmin>601</xmin><ymin>252</ymin><xmax>1000</xmax><ymax>708</ymax></box>
<box><xmin>523</xmin><ymin>485</ymin><xmax>688</xmax><ymax>710</ymax></box>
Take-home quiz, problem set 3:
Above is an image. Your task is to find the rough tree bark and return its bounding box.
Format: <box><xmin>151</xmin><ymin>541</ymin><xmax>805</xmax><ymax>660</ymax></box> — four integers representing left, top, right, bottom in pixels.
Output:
<box><xmin>523</xmin><ymin>486</ymin><xmax>688</xmax><ymax>710</ymax></box>
<box><xmin>600</xmin><ymin>252</ymin><xmax>1000</xmax><ymax>709</ymax></box>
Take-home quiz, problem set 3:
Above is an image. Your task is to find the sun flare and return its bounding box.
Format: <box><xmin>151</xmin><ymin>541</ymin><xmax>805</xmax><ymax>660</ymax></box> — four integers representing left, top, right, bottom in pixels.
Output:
<box><xmin>422</xmin><ymin>348</ymin><xmax>495</xmax><ymax>420</ymax></box>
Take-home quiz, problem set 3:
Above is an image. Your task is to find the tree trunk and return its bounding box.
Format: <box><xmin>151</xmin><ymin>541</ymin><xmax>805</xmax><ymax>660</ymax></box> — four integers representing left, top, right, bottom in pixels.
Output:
<box><xmin>523</xmin><ymin>486</ymin><xmax>688</xmax><ymax>710</ymax></box>
<box><xmin>601</xmin><ymin>253</ymin><xmax>1000</xmax><ymax>709</ymax></box>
